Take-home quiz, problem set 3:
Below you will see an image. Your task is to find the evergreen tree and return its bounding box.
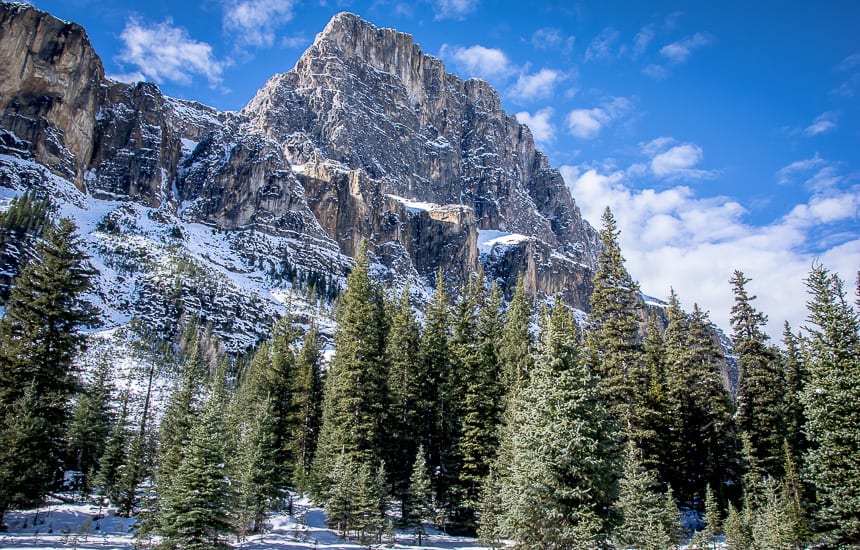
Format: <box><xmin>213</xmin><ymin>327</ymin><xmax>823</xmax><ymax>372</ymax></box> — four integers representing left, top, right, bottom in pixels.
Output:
<box><xmin>781</xmin><ymin>323</ymin><xmax>806</xmax><ymax>462</ymax></box>
<box><xmin>66</xmin><ymin>357</ymin><xmax>114</xmax><ymax>494</ymax></box>
<box><xmin>0</xmin><ymin>218</ymin><xmax>95</xmax><ymax>521</ymax></box>
<box><xmin>724</xmin><ymin>502</ymin><xmax>753</xmax><ymax>550</ymax></box>
<box><xmin>235</xmin><ymin>397</ymin><xmax>280</xmax><ymax>535</ymax></box>
<box><xmin>800</xmin><ymin>264</ymin><xmax>860</xmax><ymax>544</ymax></box>
<box><xmin>702</xmin><ymin>483</ymin><xmax>722</xmax><ymax>549</ymax></box>
<box><xmin>642</xmin><ymin>315</ymin><xmax>669</xmax><ymax>470</ymax></box>
<box><xmin>751</xmin><ymin>477</ymin><xmax>795</xmax><ymax>550</ymax></box>
<box><xmin>312</xmin><ymin>242</ymin><xmax>388</xmax><ymax>496</ymax></box>
<box><xmin>326</xmin><ymin>452</ymin><xmax>360</xmax><ymax>537</ymax></box>
<box><xmin>406</xmin><ymin>445</ymin><xmax>434</xmax><ymax>546</ymax></box>
<box><xmin>157</xmin><ymin>382</ymin><xmax>233</xmax><ymax>550</ymax></box>
<box><xmin>498</xmin><ymin>275</ymin><xmax>533</xmax><ymax>392</ymax></box>
<box><xmin>292</xmin><ymin>322</ymin><xmax>323</xmax><ymax>493</ymax></box>
<box><xmin>0</xmin><ymin>383</ymin><xmax>53</xmax><ymax>524</ymax></box>
<box><xmin>501</xmin><ymin>302</ymin><xmax>619</xmax><ymax>548</ymax></box>
<box><xmin>0</xmin><ymin>191</ymin><xmax>52</xmax><ymax>302</ymax></box>
<box><xmin>585</xmin><ymin>207</ymin><xmax>648</xmax><ymax>446</ymax></box>
<box><xmin>614</xmin><ymin>441</ymin><xmax>679</xmax><ymax>550</ymax></box>
<box><xmin>96</xmin><ymin>390</ymin><xmax>130</xmax><ymax>503</ymax></box>
<box><xmin>782</xmin><ymin>440</ymin><xmax>808</xmax><ymax>548</ymax></box>
<box><xmin>731</xmin><ymin>271</ymin><xmax>785</xmax><ymax>478</ymax></box>
<box><xmin>383</xmin><ymin>286</ymin><xmax>425</xmax><ymax>510</ymax></box>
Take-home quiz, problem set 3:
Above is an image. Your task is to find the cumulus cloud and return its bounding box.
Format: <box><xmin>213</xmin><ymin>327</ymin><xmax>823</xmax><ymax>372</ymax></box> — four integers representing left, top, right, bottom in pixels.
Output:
<box><xmin>640</xmin><ymin>137</ymin><xmax>715</xmax><ymax>180</ymax></box>
<box><xmin>509</xmin><ymin>69</ymin><xmax>564</xmax><ymax>101</ymax></box>
<box><xmin>440</xmin><ymin>44</ymin><xmax>512</xmax><ymax>80</ymax></box>
<box><xmin>223</xmin><ymin>0</ymin><xmax>295</xmax><ymax>48</ymax></box>
<box><xmin>433</xmin><ymin>0</ymin><xmax>478</xmax><ymax>20</ymax></box>
<box><xmin>660</xmin><ymin>32</ymin><xmax>711</xmax><ymax>64</ymax></box>
<box><xmin>803</xmin><ymin>111</ymin><xmax>838</xmax><ymax>136</ymax></box>
<box><xmin>560</xmin><ymin>162</ymin><xmax>860</xmax><ymax>339</ymax></box>
<box><xmin>567</xmin><ymin>96</ymin><xmax>632</xmax><ymax>140</ymax></box>
<box><xmin>117</xmin><ymin>18</ymin><xmax>224</xmax><ymax>87</ymax></box>
<box><xmin>515</xmin><ymin>108</ymin><xmax>556</xmax><ymax>144</ymax></box>
<box><xmin>585</xmin><ymin>27</ymin><xmax>619</xmax><ymax>62</ymax></box>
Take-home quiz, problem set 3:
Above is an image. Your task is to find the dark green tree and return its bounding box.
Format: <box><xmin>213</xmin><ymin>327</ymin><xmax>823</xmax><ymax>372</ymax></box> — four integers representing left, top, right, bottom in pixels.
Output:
<box><xmin>800</xmin><ymin>264</ymin><xmax>860</xmax><ymax>544</ymax></box>
<box><xmin>0</xmin><ymin>191</ymin><xmax>52</xmax><ymax>302</ymax></box>
<box><xmin>498</xmin><ymin>275</ymin><xmax>534</xmax><ymax>392</ymax></box>
<box><xmin>781</xmin><ymin>322</ymin><xmax>807</xmax><ymax>463</ymax></box>
<box><xmin>585</xmin><ymin>207</ymin><xmax>650</xmax><ymax>454</ymax></box>
<box><xmin>234</xmin><ymin>397</ymin><xmax>280</xmax><ymax>535</ymax></box>
<box><xmin>292</xmin><ymin>322</ymin><xmax>324</xmax><ymax>493</ymax></box>
<box><xmin>730</xmin><ymin>270</ymin><xmax>785</xmax><ymax>478</ymax></box>
<box><xmin>406</xmin><ymin>445</ymin><xmax>434</xmax><ymax>546</ymax></box>
<box><xmin>702</xmin><ymin>483</ymin><xmax>722</xmax><ymax>549</ymax></box>
<box><xmin>95</xmin><ymin>389</ymin><xmax>130</xmax><ymax>503</ymax></box>
<box><xmin>312</xmin><ymin>242</ymin><xmax>388</xmax><ymax>496</ymax></box>
<box><xmin>66</xmin><ymin>357</ymin><xmax>114</xmax><ymax>494</ymax></box>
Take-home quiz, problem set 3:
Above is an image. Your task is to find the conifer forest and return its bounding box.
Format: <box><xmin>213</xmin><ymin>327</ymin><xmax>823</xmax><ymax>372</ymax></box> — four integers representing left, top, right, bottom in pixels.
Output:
<box><xmin>1</xmin><ymin>194</ymin><xmax>859</xmax><ymax>550</ymax></box>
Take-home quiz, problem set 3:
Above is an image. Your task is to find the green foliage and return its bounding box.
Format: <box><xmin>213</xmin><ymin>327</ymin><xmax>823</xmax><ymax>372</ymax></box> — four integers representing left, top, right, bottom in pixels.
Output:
<box><xmin>800</xmin><ymin>263</ymin><xmax>860</xmax><ymax>544</ymax></box>
<box><xmin>0</xmin><ymin>191</ymin><xmax>52</xmax><ymax>302</ymax></box>
<box><xmin>66</xmin><ymin>357</ymin><xmax>114</xmax><ymax>494</ymax></box>
<box><xmin>614</xmin><ymin>441</ymin><xmax>680</xmax><ymax>550</ymax></box>
<box><xmin>724</xmin><ymin>502</ymin><xmax>753</xmax><ymax>550</ymax></box>
<box><xmin>234</xmin><ymin>397</ymin><xmax>280</xmax><ymax>535</ymax></box>
<box><xmin>702</xmin><ymin>483</ymin><xmax>722</xmax><ymax>549</ymax></box>
<box><xmin>500</xmin><ymin>302</ymin><xmax>619</xmax><ymax>548</ymax></box>
<box><xmin>405</xmin><ymin>444</ymin><xmax>434</xmax><ymax>535</ymax></box>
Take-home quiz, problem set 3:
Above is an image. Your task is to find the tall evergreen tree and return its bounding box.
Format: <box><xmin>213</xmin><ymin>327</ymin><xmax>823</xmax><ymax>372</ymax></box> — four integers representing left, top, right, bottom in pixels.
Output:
<box><xmin>406</xmin><ymin>445</ymin><xmax>434</xmax><ymax>545</ymax></box>
<box><xmin>800</xmin><ymin>264</ymin><xmax>860</xmax><ymax>544</ymax></box>
<box><xmin>312</xmin><ymin>242</ymin><xmax>388</xmax><ymax>496</ymax></box>
<box><xmin>0</xmin><ymin>191</ymin><xmax>52</xmax><ymax>302</ymax></box>
<box><xmin>292</xmin><ymin>322</ymin><xmax>323</xmax><ymax>493</ymax></box>
<box><xmin>642</xmin><ymin>315</ymin><xmax>668</xmax><ymax>470</ymax></box>
<box><xmin>781</xmin><ymin>322</ymin><xmax>806</xmax><ymax>462</ymax></box>
<box><xmin>702</xmin><ymin>483</ymin><xmax>722</xmax><ymax>549</ymax></box>
<box><xmin>730</xmin><ymin>270</ymin><xmax>785</xmax><ymax>478</ymax></box>
<box><xmin>383</xmin><ymin>285</ymin><xmax>425</xmax><ymax>509</ymax></box>
<box><xmin>0</xmin><ymin>218</ymin><xmax>95</xmax><ymax>521</ymax></box>
<box><xmin>585</xmin><ymin>207</ymin><xmax>648</xmax><ymax>445</ymax></box>
<box><xmin>234</xmin><ymin>397</ymin><xmax>280</xmax><ymax>535</ymax></box>
<box><xmin>501</xmin><ymin>302</ymin><xmax>619</xmax><ymax>547</ymax></box>
<box><xmin>95</xmin><ymin>389</ymin><xmax>130</xmax><ymax>504</ymax></box>
<box><xmin>498</xmin><ymin>275</ymin><xmax>533</xmax><ymax>392</ymax></box>
<box><xmin>66</xmin><ymin>357</ymin><xmax>114</xmax><ymax>494</ymax></box>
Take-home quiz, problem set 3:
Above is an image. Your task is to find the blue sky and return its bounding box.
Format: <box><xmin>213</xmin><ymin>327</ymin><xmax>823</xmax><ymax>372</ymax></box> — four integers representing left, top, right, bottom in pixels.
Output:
<box><xmin>23</xmin><ymin>0</ymin><xmax>860</xmax><ymax>337</ymax></box>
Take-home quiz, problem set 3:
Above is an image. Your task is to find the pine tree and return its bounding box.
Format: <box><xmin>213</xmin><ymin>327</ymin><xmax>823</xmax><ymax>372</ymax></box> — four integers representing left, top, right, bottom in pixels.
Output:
<box><xmin>702</xmin><ymin>483</ymin><xmax>722</xmax><ymax>549</ymax></box>
<box><xmin>731</xmin><ymin>271</ymin><xmax>785</xmax><ymax>478</ymax></box>
<box><xmin>96</xmin><ymin>389</ymin><xmax>130</xmax><ymax>503</ymax></box>
<box><xmin>724</xmin><ymin>502</ymin><xmax>752</xmax><ymax>550</ymax></box>
<box><xmin>235</xmin><ymin>397</ymin><xmax>280</xmax><ymax>535</ymax></box>
<box><xmin>614</xmin><ymin>441</ymin><xmax>679</xmax><ymax>550</ymax></box>
<box><xmin>800</xmin><ymin>264</ymin><xmax>860</xmax><ymax>544</ymax></box>
<box><xmin>0</xmin><ymin>218</ymin><xmax>95</xmax><ymax>521</ymax></box>
<box><xmin>312</xmin><ymin>242</ymin><xmax>388</xmax><ymax>496</ymax></box>
<box><xmin>781</xmin><ymin>322</ymin><xmax>806</xmax><ymax>462</ymax></box>
<box><xmin>498</xmin><ymin>275</ymin><xmax>533</xmax><ymax>392</ymax></box>
<box><xmin>292</xmin><ymin>323</ymin><xmax>323</xmax><ymax>493</ymax></box>
<box><xmin>157</xmin><ymin>382</ymin><xmax>233</xmax><ymax>550</ymax></box>
<box><xmin>406</xmin><ymin>445</ymin><xmax>434</xmax><ymax>545</ymax></box>
<box><xmin>66</xmin><ymin>357</ymin><xmax>114</xmax><ymax>494</ymax></box>
<box><xmin>0</xmin><ymin>191</ymin><xmax>52</xmax><ymax>302</ymax></box>
<box><xmin>751</xmin><ymin>477</ymin><xmax>795</xmax><ymax>550</ymax></box>
<box><xmin>383</xmin><ymin>286</ymin><xmax>425</xmax><ymax>511</ymax></box>
<box><xmin>501</xmin><ymin>301</ymin><xmax>619</xmax><ymax>548</ymax></box>
<box><xmin>585</xmin><ymin>207</ymin><xmax>648</xmax><ymax>446</ymax></box>
<box><xmin>642</xmin><ymin>315</ymin><xmax>668</xmax><ymax>470</ymax></box>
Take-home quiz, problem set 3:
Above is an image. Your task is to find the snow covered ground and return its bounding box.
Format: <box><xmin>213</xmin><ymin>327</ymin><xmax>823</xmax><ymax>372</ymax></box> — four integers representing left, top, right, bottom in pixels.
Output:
<box><xmin>1</xmin><ymin>497</ymin><xmax>490</xmax><ymax>550</ymax></box>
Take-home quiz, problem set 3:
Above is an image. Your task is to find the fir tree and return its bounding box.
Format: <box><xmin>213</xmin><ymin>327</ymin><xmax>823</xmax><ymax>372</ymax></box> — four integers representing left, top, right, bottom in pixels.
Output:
<box><xmin>312</xmin><ymin>242</ymin><xmax>388</xmax><ymax>496</ymax></box>
<box><xmin>157</xmin><ymin>382</ymin><xmax>233</xmax><ymax>550</ymax></box>
<box><xmin>405</xmin><ymin>445</ymin><xmax>434</xmax><ymax>545</ymax></box>
<box><xmin>585</xmin><ymin>207</ymin><xmax>648</xmax><ymax>445</ymax></box>
<box><xmin>501</xmin><ymin>302</ymin><xmax>619</xmax><ymax>548</ymax></box>
<box><xmin>292</xmin><ymin>322</ymin><xmax>323</xmax><ymax>493</ymax></box>
<box><xmin>731</xmin><ymin>271</ymin><xmax>785</xmax><ymax>478</ymax></box>
<box><xmin>96</xmin><ymin>389</ymin><xmax>130</xmax><ymax>503</ymax></box>
<box><xmin>751</xmin><ymin>477</ymin><xmax>795</xmax><ymax>550</ymax></box>
<box><xmin>66</xmin><ymin>357</ymin><xmax>114</xmax><ymax>494</ymax></box>
<box><xmin>800</xmin><ymin>264</ymin><xmax>860</xmax><ymax>544</ymax></box>
<box><xmin>642</xmin><ymin>315</ymin><xmax>668</xmax><ymax>470</ymax></box>
<box><xmin>614</xmin><ymin>441</ymin><xmax>679</xmax><ymax>550</ymax></box>
<box><xmin>702</xmin><ymin>483</ymin><xmax>722</xmax><ymax>550</ymax></box>
<box><xmin>724</xmin><ymin>502</ymin><xmax>753</xmax><ymax>550</ymax></box>
<box><xmin>235</xmin><ymin>397</ymin><xmax>280</xmax><ymax>535</ymax></box>
<box><xmin>781</xmin><ymin>323</ymin><xmax>806</xmax><ymax>462</ymax></box>
<box><xmin>383</xmin><ymin>286</ymin><xmax>425</xmax><ymax>511</ymax></box>
<box><xmin>498</xmin><ymin>275</ymin><xmax>534</xmax><ymax>392</ymax></box>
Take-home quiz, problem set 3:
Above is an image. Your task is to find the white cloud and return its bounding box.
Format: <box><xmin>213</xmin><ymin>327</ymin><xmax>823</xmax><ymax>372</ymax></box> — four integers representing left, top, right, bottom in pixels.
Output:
<box><xmin>433</xmin><ymin>0</ymin><xmax>478</xmax><ymax>20</ymax></box>
<box><xmin>803</xmin><ymin>111</ymin><xmax>838</xmax><ymax>136</ymax></box>
<box><xmin>642</xmin><ymin>138</ymin><xmax>715</xmax><ymax>180</ymax></box>
<box><xmin>567</xmin><ymin>96</ymin><xmax>631</xmax><ymax>140</ymax></box>
<box><xmin>642</xmin><ymin>64</ymin><xmax>669</xmax><ymax>80</ymax></box>
<box><xmin>585</xmin><ymin>27</ymin><xmax>619</xmax><ymax>62</ymax></box>
<box><xmin>509</xmin><ymin>69</ymin><xmax>564</xmax><ymax>101</ymax></box>
<box><xmin>775</xmin><ymin>154</ymin><xmax>844</xmax><ymax>191</ymax></box>
<box><xmin>515</xmin><ymin>108</ymin><xmax>556</xmax><ymax>144</ymax></box>
<box><xmin>223</xmin><ymin>0</ymin><xmax>295</xmax><ymax>48</ymax></box>
<box><xmin>118</xmin><ymin>18</ymin><xmax>224</xmax><ymax>87</ymax></box>
<box><xmin>660</xmin><ymin>32</ymin><xmax>711</xmax><ymax>64</ymax></box>
<box><xmin>440</xmin><ymin>44</ymin><xmax>512</xmax><ymax>80</ymax></box>
<box><xmin>776</xmin><ymin>154</ymin><xmax>827</xmax><ymax>185</ymax></box>
<box><xmin>631</xmin><ymin>25</ymin><xmax>655</xmax><ymax>59</ymax></box>
<box><xmin>531</xmin><ymin>28</ymin><xmax>575</xmax><ymax>53</ymax></box>
<box><xmin>560</xmin><ymin>162</ymin><xmax>860</xmax><ymax>340</ymax></box>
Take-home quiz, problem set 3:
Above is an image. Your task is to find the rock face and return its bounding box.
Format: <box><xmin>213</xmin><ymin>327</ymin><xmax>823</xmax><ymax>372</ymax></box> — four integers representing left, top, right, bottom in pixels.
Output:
<box><xmin>0</xmin><ymin>4</ymin><xmax>605</xmax><ymax>347</ymax></box>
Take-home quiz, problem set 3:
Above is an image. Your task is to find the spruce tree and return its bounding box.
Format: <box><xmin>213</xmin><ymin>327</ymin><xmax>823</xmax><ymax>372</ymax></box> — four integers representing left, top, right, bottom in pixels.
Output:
<box><xmin>292</xmin><ymin>323</ymin><xmax>323</xmax><ymax>493</ymax></box>
<box><xmin>751</xmin><ymin>477</ymin><xmax>795</xmax><ymax>550</ymax></box>
<box><xmin>702</xmin><ymin>483</ymin><xmax>722</xmax><ymax>549</ymax></box>
<box><xmin>66</xmin><ymin>357</ymin><xmax>114</xmax><ymax>494</ymax></box>
<box><xmin>157</xmin><ymin>381</ymin><xmax>233</xmax><ymax>550</ymax></box>
<box><xmin>407</xmin><ymin>445</ymin><xmax>434</xmax><ymax>545</ymax></box>
<box><xmin>383</xmin><ymin>286</ymin><xmax>425</xmax><ymax>510</ymax></box>
<box><xmin>781</xmin><ymin>323</ymin><xmax>806</xmax><ymax>462</ymax></box>
<box><xmin>96</xmin><ymin>389</ymin><xmax>130</xmax><ymax>503</ymax></box>
<box><xmin>312</xmin><ymin>242</ymin><xmax>388</xmax><ymax>496</ymax></box>
<box><xmin>235</xmin><ymin>397</ymin><xmax>280</xmax><ymax>535</ymax></box>
<box><xmin>614</xmin><ymin>441</ymin><xmax>679</xmax><ymax>550</ymax></box>
<box><xmin>585</xmin><ymin>207</ymin><xmax>648</xmax><ymax>446</ymax></box>
<box><xmin>730</xmin><ymin>270</ymin><xmax>785</xmax><ymax>478</ymax></box>
<box><xmin>498</xmin><ymin>275</ymin><xmax>533</xmax><ymax>392</ymax></box>
<box><xmin>724</xmin><ymin>502</ymin><xmax>753</xmax><ymax>550</ymax></box>
<box><xmin>0</xmin><ymin>191</ymin><xmax>52</xmax><ymax>302</ymax></box>
<box><xmin>642</xmin><ymin>315</ymin><xmax>668</xmax><ymax>470</ymax></box>
<box><xmin>800</xmin><ymin>264</ymin><xmax>860</xmax><ymax>544</ymax></box>
<box><xmin>502</xmin><ymin>301</ymin><xmax>619</xmax><ymax>548</ymax></box>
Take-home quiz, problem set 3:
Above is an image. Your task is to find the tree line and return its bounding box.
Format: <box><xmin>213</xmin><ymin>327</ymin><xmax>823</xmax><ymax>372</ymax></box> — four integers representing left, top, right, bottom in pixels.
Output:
<box><xmin>0</xmin><ymin>195</ymin><xmax>858</xmax><ymax>549</ymax></box>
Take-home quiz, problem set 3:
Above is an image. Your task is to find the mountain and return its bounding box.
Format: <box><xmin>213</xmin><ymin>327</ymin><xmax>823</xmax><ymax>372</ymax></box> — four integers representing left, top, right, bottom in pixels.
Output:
<box><xmin>0</xmin><ymin>4</ymin><xmax>601</xmax><ymax>350</ymax></box>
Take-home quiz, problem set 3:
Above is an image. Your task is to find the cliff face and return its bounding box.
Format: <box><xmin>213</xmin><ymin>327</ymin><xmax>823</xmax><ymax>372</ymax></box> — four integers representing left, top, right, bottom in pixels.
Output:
<box><xmin>0</xmin><ymin>5</ymin><xmax>605</xmax><ymax>347</ymax></box>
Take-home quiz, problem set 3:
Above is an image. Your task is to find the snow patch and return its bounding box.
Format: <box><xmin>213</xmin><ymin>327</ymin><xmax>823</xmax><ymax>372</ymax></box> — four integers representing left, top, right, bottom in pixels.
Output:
<box><xmin>477</xmin><ymin>229</ymin><xmax>530</xmax><ymax>254</ymax></box>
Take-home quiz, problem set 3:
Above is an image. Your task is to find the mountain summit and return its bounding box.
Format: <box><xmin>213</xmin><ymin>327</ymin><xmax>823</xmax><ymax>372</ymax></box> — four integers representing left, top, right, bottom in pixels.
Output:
<box><xmin>0</xmin><ymin>5</ymin><xmax>601</xmax><ymax>348</ymax></box>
